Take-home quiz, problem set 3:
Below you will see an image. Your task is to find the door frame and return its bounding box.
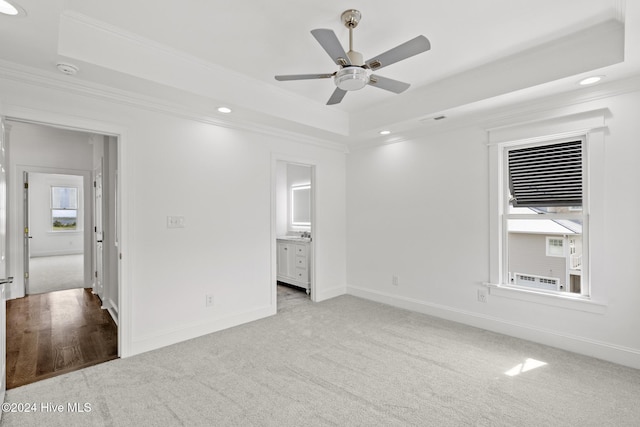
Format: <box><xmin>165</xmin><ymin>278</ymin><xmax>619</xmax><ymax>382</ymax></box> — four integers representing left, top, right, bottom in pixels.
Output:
<box><xmin>3</xmin><ymin>107</ymin><xmax>131</xmax><ymax>358</ymax></box>
<box><xmin>271</xmin><ymin>154</ymin><xmax>317</xmax><ymax>307</ymax></box>
<box><xmin>20</xmin><ymin>168</ymin><xmax>92</xmax><ymax>295</ymax></box>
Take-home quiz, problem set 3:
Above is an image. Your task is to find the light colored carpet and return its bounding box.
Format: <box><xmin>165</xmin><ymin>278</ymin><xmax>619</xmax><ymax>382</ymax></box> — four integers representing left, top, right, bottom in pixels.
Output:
<box><xmin>28</xmin><ymin>254</ymin><xmax>85</xmax><ymax>295</ymax></box>
<box><xmin>3</xmin><ymin>294</ymin><xmax>640</xmax><ymax>426</ymax></box>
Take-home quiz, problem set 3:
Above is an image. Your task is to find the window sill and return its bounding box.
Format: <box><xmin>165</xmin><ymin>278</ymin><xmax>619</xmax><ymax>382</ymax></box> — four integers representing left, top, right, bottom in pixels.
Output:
<box><xmin>47</xmin><ymin>230</ymin><xmax>83</xmax><ymax>235</ymax></box>
<box><xmin>483</xmin><ymin>282</ymin><xmax>607</xmax><ymax>314</ymax></box>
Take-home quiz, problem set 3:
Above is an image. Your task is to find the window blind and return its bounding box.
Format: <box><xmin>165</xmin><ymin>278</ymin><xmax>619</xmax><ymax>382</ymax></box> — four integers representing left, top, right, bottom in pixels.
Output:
<box><xmin>508</xmin><ymin>140</ymin><xmax>582</xmax><ymax>207</ymax></box>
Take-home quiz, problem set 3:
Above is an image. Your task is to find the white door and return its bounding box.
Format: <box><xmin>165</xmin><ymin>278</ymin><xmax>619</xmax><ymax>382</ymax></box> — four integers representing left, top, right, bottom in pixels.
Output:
<box><xmin>22</xmin><ymin>171</ymin><xmax>29</xmax><ymax>294</ymax></box>
<box><xmin>94</xmin><ymin>170</ymin><xmax>104</xmax><ymax>299</ymax></box>
<box><xmin>0</xmin><ymin>117</ymin><xmax>12</xmax><ymax>411</ymax></box>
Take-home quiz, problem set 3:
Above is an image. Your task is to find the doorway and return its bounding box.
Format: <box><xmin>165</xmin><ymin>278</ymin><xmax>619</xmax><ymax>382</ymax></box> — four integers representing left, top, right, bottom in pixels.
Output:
<box><xmin>24</xmin><ymin>172</ymin><xmax>86</xmax><ymax>295</ymax></box>
<box><xmin>5</xmin><ymin>120</ymin><xmax>120</xmax><ymax>387</ymax></box>
<box><xmin>274</xmin><ymin>160</ymin><xmax>316</xmax><ymax>309</ymax></box>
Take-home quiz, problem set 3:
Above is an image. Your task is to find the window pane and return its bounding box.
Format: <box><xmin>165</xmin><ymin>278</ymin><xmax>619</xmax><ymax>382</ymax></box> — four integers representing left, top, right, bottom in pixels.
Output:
<box><xmin>507</xmin><ymin>219</ymin><xmax>582</xmax><ymax>293</ymax></box>
<box><xmin>52</xmin><ymin>187</ymin><xmax>78</xmax><ymax>209</ymax></box>
<box><xmin>508</xmin><ymin>140</ymin><xmax>582</xmax><ymax>207</ymax></box>
<box><xmin>52</xmin><ymin>209</ymin><xmax>77</xmax><ymax>230</ymax></box>
<box><xmin>508</xmin><ymin>205</ymin><xmax>582</xmax><ymax>215</ymax></box>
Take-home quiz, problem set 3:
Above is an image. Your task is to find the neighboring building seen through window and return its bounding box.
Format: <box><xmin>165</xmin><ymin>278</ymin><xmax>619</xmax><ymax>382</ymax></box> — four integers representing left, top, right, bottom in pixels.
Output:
<box><xmin>504</xmin><ymin>138</ymin><xmax>586</xmax><ymax>295</ymax></box>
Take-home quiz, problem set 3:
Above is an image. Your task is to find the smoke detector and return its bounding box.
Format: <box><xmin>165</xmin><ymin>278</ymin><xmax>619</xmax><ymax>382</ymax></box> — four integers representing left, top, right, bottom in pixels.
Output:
<box><xmin>56</xmin><ymin>62</ymin><xmax>79</xmax><ymax>76</ymax></box>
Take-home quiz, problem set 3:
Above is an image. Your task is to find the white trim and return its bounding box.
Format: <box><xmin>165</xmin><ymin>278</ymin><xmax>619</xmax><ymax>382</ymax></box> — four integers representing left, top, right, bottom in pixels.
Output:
<box><xmin>347</xmin><ymin>284</ymin><xmax>639</xmax><ymax>369</ymax></box>
<box><xmin>314</xmin><ymin>285</ymin><xmax>347</xmax><ymax>302</ymax></box>
<box><xmin>130</xmin><ymin>305</ymin><xmax>275</xmax><ymax>356</ymax></box>
<box><xmin>482</xmin><ymin>282</ymin><xmax>605</xmax><ymax>314</ymax></box>
<box><xmin>3</xmin><ymin>107</ymin><xmax>132</xmax><ymax>359</ymax></box>
<box><xmin>0</xmin><ymin>61</ymin><xmax>348</xmax><ymax>153</ymax></box>
<box><xmin>271</xmin><ymin>153</ymin><xmax>318</xmax><ymax>305</ymax></box>
<box><xmin>486</xmin><ymin>109</ymin><xmax>608</xmax><ymax>145</ymax></box>
<box><xmin>489</xmin><ymin>110</ymin><xmax>603</xmax><ymax>301</ymax></box>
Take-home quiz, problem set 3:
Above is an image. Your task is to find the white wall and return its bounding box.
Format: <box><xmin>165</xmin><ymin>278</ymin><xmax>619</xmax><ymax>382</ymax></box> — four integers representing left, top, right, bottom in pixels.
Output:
<box><xmin>28</xmin><ymin>173</ymin><xmax>84</xmax><ymax>257</ymax></box>
<box><xmin>346</xmin><ymin>87</ymin><xmax>640</xmax><ymax>369</ymax></box>
<box><xmin>0</xmin><ymin>76</ymin><xmax>347</xmax><ymax>357</ymax></box>
<box><xmin>7</xmin><ymin>121</ymin><xmax>94</xmax><ymax>298</ymax></box>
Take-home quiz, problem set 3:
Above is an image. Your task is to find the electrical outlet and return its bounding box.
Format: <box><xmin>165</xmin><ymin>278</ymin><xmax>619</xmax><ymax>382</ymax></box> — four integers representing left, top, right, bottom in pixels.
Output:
<box><xmin>205</xmin><ymin>294</ymin><xmax>214</xmax><ymax>307</ymax></box>
<box><xmin>477</xmin><ymin>289</ymin><xmax>487</xmax><ymax>303</ymax></box>
<box><xmin>392</xmin><ymin>275</ymin><xmax>399</xmax><ymax>286</ymax></box>
<box><xmin>167</xmin><ymin>216</ymin><xmax>185</xmax><ymax>228</ymax></box>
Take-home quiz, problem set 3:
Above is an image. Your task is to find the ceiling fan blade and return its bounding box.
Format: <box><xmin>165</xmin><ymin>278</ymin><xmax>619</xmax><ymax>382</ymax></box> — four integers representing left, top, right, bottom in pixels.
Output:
<box><xmin>275</xmin><ymin>73</ymin><xmax>334</xmax><ymax>81</ymax></box>
<box><xmin>368</xmin><ymin>74</ymin><xmax>411</xmax><ymax>93</ymax></box>
<box><xmin>327</xmin><ymin>88</ymin><xmax>347</xmax><ymax>105</ymax></box>
<box><xmin>365</xmin><ymin>35</ymin><xmax>431</xmax><ymax>71</ymax></box>
<box><xmin>311</xmin><ymin>29</ymin><xmax>352</xmax><ymax>66</ymax></box>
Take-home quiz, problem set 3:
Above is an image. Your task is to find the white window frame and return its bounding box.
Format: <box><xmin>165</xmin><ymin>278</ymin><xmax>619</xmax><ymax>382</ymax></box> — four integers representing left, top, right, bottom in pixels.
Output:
<box><xmin>500</xmin><ymin>135</ymin><xmax>589</xmax><ymax>297</ymax></box>
<box><xmin>486</xmin><ymin>109</ymin><xmax>608</xmax><ymax>313</ymax></box>
<box><xmin>51</xmin><ymin>185</ymin><xmax>79</xmax><ymax>232</ymax></box>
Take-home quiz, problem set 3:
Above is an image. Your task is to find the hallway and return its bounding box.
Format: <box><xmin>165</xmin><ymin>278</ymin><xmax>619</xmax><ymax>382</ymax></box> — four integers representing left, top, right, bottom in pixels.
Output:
<box><xmin>6</xmin><ymin>288</ymin><xmax>117</xmax><ymax>389</ymax></box>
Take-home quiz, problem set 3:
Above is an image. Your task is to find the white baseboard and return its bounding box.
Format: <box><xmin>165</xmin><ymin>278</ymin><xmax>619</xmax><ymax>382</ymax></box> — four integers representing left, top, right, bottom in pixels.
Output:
<box><xmin>347</xmin><ymin>284</ymin><xmax>640</xmax><ymax>370</ymax></box>
<box><xmin>104</xmin><ymin>299</ymin><xmax>118</xmax><ymax>326</ymax></box>
<box><xmin>130</xmin><ymin>305</ymin><xmax>276</xmax><ymax>356</ymax></box>
<box><xmin>315</xmin><ymin>285</ymin><xmax>347</xmax><ymax>302</ymax></box>
<box><xmin>30</xmin><ymin>250</ymin><xmax>83</xmax><ymax>257</ymax></box>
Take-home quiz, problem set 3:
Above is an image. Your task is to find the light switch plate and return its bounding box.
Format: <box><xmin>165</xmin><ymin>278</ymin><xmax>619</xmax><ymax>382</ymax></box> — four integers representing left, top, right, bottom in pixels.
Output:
<box><xmin>167</xmin><ymin>216</ymin><xmax>185</xmax><ymax>228</ymax></box>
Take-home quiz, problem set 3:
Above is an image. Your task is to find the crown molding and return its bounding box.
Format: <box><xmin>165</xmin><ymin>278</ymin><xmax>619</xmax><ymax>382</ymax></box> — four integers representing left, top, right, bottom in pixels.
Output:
<box><xmin>0</xmin><ymin>59</ymin><xmax>348</xmax><ymax>153</ymax></box>
<box><xmin>347</xmin><ymin>74</ymin><xmax>640</xmax><ymax>151</ymax></box>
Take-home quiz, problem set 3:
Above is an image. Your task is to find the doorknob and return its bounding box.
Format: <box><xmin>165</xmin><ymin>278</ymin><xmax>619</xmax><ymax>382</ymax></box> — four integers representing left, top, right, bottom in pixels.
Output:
<box><xmin>0</xmin><ymin>277</ymin><xmax>13</xmax><ymax>285</ymax></box>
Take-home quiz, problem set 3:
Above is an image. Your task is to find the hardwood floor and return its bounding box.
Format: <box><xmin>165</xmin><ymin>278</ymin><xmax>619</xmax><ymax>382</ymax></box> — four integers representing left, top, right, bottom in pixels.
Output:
<box><xmin>6</xmin><ymin>288</ymin><xmax>118</xmax><ymax>389</ymax></box>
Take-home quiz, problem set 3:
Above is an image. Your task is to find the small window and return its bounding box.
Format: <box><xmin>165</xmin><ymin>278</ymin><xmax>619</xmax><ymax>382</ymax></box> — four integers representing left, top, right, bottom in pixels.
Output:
<box><xmin>51</xmin><ymin>186</ymin><xmax>78</xmax><ymax>231</ymax></box>
<box><xmin>546</xmin><ymin>237</ymin><xmax>565</xmax><ymax>257</ymax></box>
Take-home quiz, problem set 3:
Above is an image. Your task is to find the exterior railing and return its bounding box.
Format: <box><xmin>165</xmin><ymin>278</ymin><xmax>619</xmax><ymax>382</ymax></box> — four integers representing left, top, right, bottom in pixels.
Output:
<box><xmin>570</xmin><ymin>254</ymin><xmax>582</xmax><ymax>270</ymax></box>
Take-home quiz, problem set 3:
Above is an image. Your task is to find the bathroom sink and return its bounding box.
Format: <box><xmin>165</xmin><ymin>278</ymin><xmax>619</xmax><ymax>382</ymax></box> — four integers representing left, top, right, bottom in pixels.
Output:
<box><xmin>278</xmin><ymin>236</ymin><xmax>311</xmax><ymax>242</ymax></box>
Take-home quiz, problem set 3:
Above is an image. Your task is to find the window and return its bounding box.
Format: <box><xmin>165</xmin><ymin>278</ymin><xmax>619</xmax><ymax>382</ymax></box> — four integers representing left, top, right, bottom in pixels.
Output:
<box><xmin>546</xmin><ymin>237</ymin><xmax>565</xmax><ymax>257</ymax></box>
<box><xmin>502</xmin><ymin>137</ymin><xmax>587</xmax><ymax>296</ymax></box>
<box><xmin>51</xmin><ymin>186</ymin><xmax>78</xmax><ymax>231</ymax></box>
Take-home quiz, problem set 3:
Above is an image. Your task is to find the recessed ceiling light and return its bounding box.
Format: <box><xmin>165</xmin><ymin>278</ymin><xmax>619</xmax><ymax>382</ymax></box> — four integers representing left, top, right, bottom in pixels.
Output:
<box><xmin>579</xmin><ymin>76</ymin><xmax>604</xmax><ymax>86</ymax></box>
<box><xmin>0</xmin><ymin>0</ymin><xmax>25</xmax><ymax>16</ymax></box>
<box><xmin>379</xmin><ymin>130</ymin><xmax>391</xmax><ymax>135</ymax></box>
<box><xmin>217</xmin><ymin>107</ymin><xmax>232</xmax><ymax>114</ymax></box>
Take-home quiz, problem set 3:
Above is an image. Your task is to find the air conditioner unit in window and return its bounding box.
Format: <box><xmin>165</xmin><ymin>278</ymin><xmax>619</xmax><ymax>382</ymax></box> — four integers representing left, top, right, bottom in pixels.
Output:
<box><xmin>513</xmin><ymin>273</ymin><xmax>562</xmax><ymax>291</ymax></box>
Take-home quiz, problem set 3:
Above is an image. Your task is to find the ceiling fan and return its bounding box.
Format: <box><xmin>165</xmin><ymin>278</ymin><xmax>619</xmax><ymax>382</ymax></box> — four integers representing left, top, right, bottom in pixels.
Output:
<box><xmin>275</xmin><ymin>9</ymin><xmax>431</xmax><ymax>105</ymax></box>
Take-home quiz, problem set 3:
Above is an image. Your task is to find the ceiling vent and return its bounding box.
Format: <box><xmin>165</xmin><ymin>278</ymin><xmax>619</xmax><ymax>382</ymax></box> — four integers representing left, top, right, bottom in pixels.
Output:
<box><xmin>56</xmin><ymin>62</ymin><xmax>79</xmax><ymax>75</ymax></box>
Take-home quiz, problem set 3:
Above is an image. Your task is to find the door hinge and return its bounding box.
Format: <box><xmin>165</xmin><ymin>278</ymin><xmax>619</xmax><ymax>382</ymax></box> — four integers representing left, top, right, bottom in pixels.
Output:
<box><xmin>119</xmin><ymin>253</ymin><xmax>122</xmax><ymax>260</ymax></box>
<box><xmin>95</xmin><ymin>271</ymin><xmax>98</xmax><ymax>278</ymax></box>
<box><xmin>93</xmin><ymin>180</ymin><xmax>96</xmax><ymax>188</ymax></box>
<box><xmin>24</xmin><ymin>182</ymin><xmax>28</xmax><ymax>189</ymax></box>
<box><xmin>24</xmin><ymin>272</ymin><xmax>29</xmax><ymax>279</ymax></box>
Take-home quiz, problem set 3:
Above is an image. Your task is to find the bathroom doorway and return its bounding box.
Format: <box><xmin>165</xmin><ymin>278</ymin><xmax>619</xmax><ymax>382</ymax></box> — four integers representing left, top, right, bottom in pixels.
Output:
<box><xmin>274</xmin><ymin>160</ymin><xmax>315</xmax><ymax>309</ymax></box>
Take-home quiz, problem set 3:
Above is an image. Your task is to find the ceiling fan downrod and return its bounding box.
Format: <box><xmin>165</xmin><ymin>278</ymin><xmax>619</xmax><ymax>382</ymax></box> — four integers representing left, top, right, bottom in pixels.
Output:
<box><xmin>341</xmin><ymin>9</ymin><xmax>363</xmax><ymax>66</ymax></box>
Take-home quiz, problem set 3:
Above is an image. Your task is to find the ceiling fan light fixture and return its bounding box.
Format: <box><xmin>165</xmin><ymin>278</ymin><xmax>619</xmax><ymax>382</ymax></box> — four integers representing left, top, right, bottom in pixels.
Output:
<box><xmin>335</xmin><ymin>67</ymin><xmax>369</xmax><ymax>91</ymax></box>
